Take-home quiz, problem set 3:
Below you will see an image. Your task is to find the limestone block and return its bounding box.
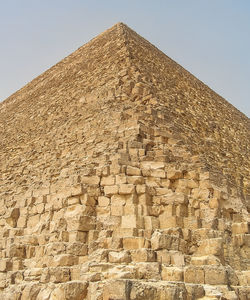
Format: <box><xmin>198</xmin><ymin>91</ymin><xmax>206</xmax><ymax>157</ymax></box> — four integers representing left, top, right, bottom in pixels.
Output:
<box><xmin>36</xmin><ymin>203</ymin><xmax>45</xmax><ymax>214</ymax></box>
<box><xmin>141</xmin><ymin>161</ymin><xmax>165</xmax><ymax>170</ymax></box>
<box><xmin>7</xmin><ymin>244</ymin><xmax>26</xmax><ymax>258</ymax></box>
<box><xmin>123</xmin><ymin>237</ymin><xmax>147</xmax><ymax>249</ymax></box>
<box><xmin>111</xmin><ymin>205</ymin><xmax>123</xmax><ymax>216</ymax></box>
<box><xmin>113</xmin><ymin>228</ymin><xmax>138</xmax><ymax>238</ymax></box>
<box><xmin>103</xmin><ymin>280</ymin><xmax>128</xmax><ymax>300</ymax></box>
<box><xmin>51</xmin><ymin>254</ymin><xmax>78</xmax><ymax>267</ymax></box>
<box><xmin>21</xmin><ymin>283</ymin><xmax>41</xmax><ymax>300</ymax></box>
<box><xmin>96</xmin><ymin>206</ymin><xmax>110</xmax><ymax>217</ymax></box>
<box><xmin>66</xmin><ymin>196</ymin><xmax>79</xmax><ymax>206</ymax></box>
<box><xmin>161</xmin><ymin>266</ymin><xmax>184</xmax><ymax>281</ymax></box>
<box><xmin>170</xmin><ymin>252</ymin><xmax>185</xmax><ymax>266</ymax></box>
<box><xmin>37</xmin><ymin>286</ymin><xmax>53</xmax><ymax>300</ymax></box>
<box><xmin>101</xmin><ymin>176</ymin><xmax>115</xmax><ymax>186</ymax></box>
<box><xmin>155</xmin><ymin>192</ymin><xmax>187</xmax><ymax>205</ymax></box>
<box><xmin>66</xmin><ymin>242</ymin><xmax>88</xmax><ymax>256</ymax></box>
<box><xmin>108</xmin><ymin>235</ymin><xmax>123</xmax><ymax>250</ymax></box>
<box><xmin>184</xmin><ymin>266</ymin><xmax>205</xmax><ymax>284</ymax></box>
<box><xmin>17</xmin><ymin>216</ymin><xmax>27</xmax><ymax>228</ymax></box>
<box><xmin>156</xmin><ymin>250</ymin><xmax>171</xmax><ymax>264</ymax></box>
<box><xmin>144</xmin><ymin>216</ymin><xmax>159</xmax><ymax>230</ymax></box>
<box><xmin>124</xmin><ymin>203</ymin><xmax>139</xmax><ymax>215</ymax></box>
<box><xmin>104</xmin><ymin>185</ymin><xmax>119</xmax><ymax>196</ymax></box>
<box><xmin>111</xmin><ymin>194</ymin><xmax>126</xmax><ymax>206</ymax></box>
<box><xmin>119</xmin><ymin>184</ymin><xmax>135</xmax><ymax>195</ymax></box>
<box><xmin>70</xmin><ymin>184</ymin><xmax>84</xmax><ymax>196</ymax></box>
<box><xmin>185</xmin><ymin>284</ymin><xmax>205</xmax><ymax>299</ymax></box>
<box><xmin>161</xmin><ymin>179</ymin><xmax>171</xmax><ymax>188</ymax></box>
<box><xmin>27</xmin><ymin>214</ymin><xmax>40</xmax><ymax>229</ymax></box>
<box><xmin>191</xmin><ymin>255</ymin><xmax>221</xmax><ymax>266</ymax></box>
<box><xmin>226</xmin><ymin>266</ymin><xmax>239</xmax><ymax>286</ymax></box>
<box><xmin>86</xmin><ymin>185</ymin><xmax>101</xmax><ymax>197</ymax></box>
<box><xmin>159</xmin><ymin>215</ymin><xmax>183</xmax><ymax>229</ymax></box>
<box><xmin>26</xmin><ymin>245</ymin><xmax>36</xmax><ymax>258</ymax></box>
<box><xmin>151</xmin><ymin>169</ymin><xmax>166</xmax><ymax>178</ymax></box>
<box><xmin>167</xmin><ymin>169</ymin><xmax>183</xmax><ymax>180</ymax></box>
<box><xmin>155</xmin><ymin>187</ymin><xmax>170</xmax><ymax>196</ymax></box>
<box><xmin>204</xmin><ymin>267</ymin><xmax>227</xmax><ymax>285</ymax></box>
<box><xmin>67</xmin><ymin>231</ymin><xmax>85</xmax><ymax>243</ymax></box>
<box><xmin>232</xmin><ymin>222</ymin><xmax>249</xmax><ymax>234</ymax></box>
<box><xmin>108</xmin><ymin>251</ymin><xmax>131</xmax><ymax>263</ymax></box>
<box><xmin>197</xmin><ymin>238</ymin><xmax>223</xmax><ymax>257</ymax></box>
<box><xmin>151</xmin><ymin>231</ymin><xmax>172</xmax><ymax>250</ymax></box>
<box><xmin>81</xmin><ymin>176</ymin><xmax>100</xmax><ymax>185</ymax></box>
<box><xmin>191</xmin><ymin>188</ymin><xmax>210</xmax><ymax>200</ymax></box>
<box><xmin>115</xmin><ymin>174</ymin><xmax>127</xmax><ymax>184</ymax></box>
<box><xmin>65</xmin><ymin>205</ymin><xmax>95</xmax><ymax>231</ymax></box>
<box><xmin>175</xmin><ymin>204</ymin><xmax>188</xmax><ymax>217</ymax></box>
<box><xmin>138</xmin><ymin>193</ymin><xmax>152</xmax><ymax>205</ymax></box>
<box><xmin>131</xmin><ymin>248</ymin><xmax>156</xmax><ymax>262</ymax></box>
<box><xmin>41</xmin><ymin>267</ymin><xmax>71</xmax><ymax>284</ymax></box>
<box><xmin>126</xmin><ymin>166</ymin><xmax>141</xmax><ymax>176</ymax></box>
<box><xmin>98</xmin><ymin>196</ymin><xmax>110</xmax><ymax>206</ymax></box>
<box><xmin>50</xmin><ymin>286</ymin><xmax>64</xmax><ymax>299</ymax></box>
<box><xmin>80</xmin><ymin>194</ymin><xmax>96</xmax><ymax>206</ymax></box>
<box><xmin>183</xmin><ymin>217</ymin><xmax>201</xmax><ymax>229</ymax></box>
<box><xmin>127</xmin><ymin>176</ymin><xmax>144</xmax><ymax>185</ymax></box>
<box><xmin>5</xmin><ymin>208</ymin><xmax>20</xmax><ymax>227</ymax></box>
<box><xmin>12</xmin><ymin>259</ymin><xmax>24</xmax><ymax>271</ymax></box>
<box><xmin>136</xmin><ymin>184</ymin><xmax>146</xmax><ymax>194</ymax></box>
<box><xmin>145</xmin><ymin>177</ymin><xmax>161</xmax><ymax>187</ymax></box>
<box><xmin>0</xmin><ymin>259</ymin><xmax>12</xmax><ymax>272</ymax></box>
<box><xmin>121</xmin><ymin>215</ymin><xmax>143</xmax><ymax>229</ymax></box>
<box><xmin>110</xmin><ymin>162</ymin><xmax>121</xmax><ymax>175</ymax></box>
<box><xmin>184</xmin><ymin>171</ymin><xmax>199</xmax><ymax>180</ymax></box>
<box><xmin>0</xmin><ymin>272</ymin><xmax>7</xmax><ymax>289</ymax></box>
<box><xmin>88</xmin><ymin>230</ymin><xmax>99</xmax><ymax>244</ymax></box>
<box><xmin>50</xmin><ymin>281</ymin><xmax>88</xmax><ymax>300</ymax></box>
<box><xmin>209</xmin><ymin>198</ymin><xmax>220</xmax><ymax>208</ymax></box>
<box><xmin>136</xmin><ymin>262</ymin><xmax>161</xmax><ymax>280</ymax></box>
<box><xmin>162</xmin><ymin>204</ymin><xmax>176</xmax><ymax>216</ymax></box>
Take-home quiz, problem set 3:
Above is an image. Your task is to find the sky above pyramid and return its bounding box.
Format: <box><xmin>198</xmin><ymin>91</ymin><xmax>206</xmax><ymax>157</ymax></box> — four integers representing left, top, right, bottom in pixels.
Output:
<box><xmin>0</xmin><ymin>0</ymin><xmax>250</xmax><ymax>117</ymax></box>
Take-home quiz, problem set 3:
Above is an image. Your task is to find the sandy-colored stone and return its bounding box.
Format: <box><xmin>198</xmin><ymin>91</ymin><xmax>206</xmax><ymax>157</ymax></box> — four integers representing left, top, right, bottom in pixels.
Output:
<box><xmin>0</xmin><ymin>22</ymin><xmax>249</xmax><ymax>300</ymax></box>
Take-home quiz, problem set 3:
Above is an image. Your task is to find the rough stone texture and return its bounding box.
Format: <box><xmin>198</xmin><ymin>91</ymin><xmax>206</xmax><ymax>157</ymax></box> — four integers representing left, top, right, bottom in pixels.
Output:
<box><xmin>0</xmin><ymin>23</ymin><xmax>249</xmax><ymax>299</ymax></box>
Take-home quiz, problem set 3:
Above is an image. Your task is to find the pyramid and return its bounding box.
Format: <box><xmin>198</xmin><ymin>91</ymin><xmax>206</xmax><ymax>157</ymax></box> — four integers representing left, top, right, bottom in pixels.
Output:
<box><xmin>0</xmin><ymin>22</ymin><xmax>249</xmax><ymax>299</ymax></box>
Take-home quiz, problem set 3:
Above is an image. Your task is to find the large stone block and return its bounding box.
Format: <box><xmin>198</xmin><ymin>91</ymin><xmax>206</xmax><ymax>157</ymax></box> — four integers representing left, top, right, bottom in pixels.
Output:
<box><xmin>121</xmin><ymin>215</ymin><xmax>143</xmax><ymax>229</ymax></box>
<box><xmin>197</xmin><ymin>238</ymin><xmax>223</xmax><ymax>257</ymax></box>
<box><xmin>131</xmin><ymin>249</ymin><xmax>156</xmax><ymax>262</ymax></box>
<box><xmin>204</xmin><ymin>267</ymin><xmax>228</xmax><ymax>285</ymax></box>
<box><xmin>159</xmin><ymin>215</ymin><xmax>183</xmax><ymax>229</ymax></box>
<box><xmin>151</xmin><ymin>231</ymin><xmax>172</xmax><ymax>250</ymax></box>
<box><xmin>126</xmin><ymin>166</ymin><xmax>141</xmax><ymax>176</ymax></box>
<box><xmin>161</xmin><ymin>266</ymin><xmax>184</xmax><ymax>281</ymax></box>
<box><xmin>51</xmin><ymin>254</ymin><xmax>78</xmax><ymax>267</ymax></box>
<box><xmin>119</xmin><ymin>184</ymin><xmax>135</xmax><ymax>195</ymax></box>
<box><xmin>101</xmin><ymin>176</ymin><xmax>115</xmax><ymax>186</ymax></box>
<box><xmin>232</xmin><ymin>222</ymin><xmax>249</xmax><ymax>234</ymax></box>
<box><xmin>136</xmin><ymin>262</ymin><xmax>161</xmax><ymax>280</ymax></box>
<box><xmin>184</xmin><ymin>266</ymin><xmax>205</xmax><ymax>284</ymax></box>
<box><xmin>65</xmin><ymin>205</ymin><xmax>95</xmax><ymax>231</ymax></box>
<box><xmin>104</xmin><ymin>185</ymin><xmax>119</xmax><ymax>196</ymax></box>
<box><xmin>123</xmin><ymin>237</ymin><xmax>148</xmax><ymax>250</ymax></box>
<box><xmin>108</xmin><ymin>251</ymin><xmax>131</xmax><ymax>263</ymax></box>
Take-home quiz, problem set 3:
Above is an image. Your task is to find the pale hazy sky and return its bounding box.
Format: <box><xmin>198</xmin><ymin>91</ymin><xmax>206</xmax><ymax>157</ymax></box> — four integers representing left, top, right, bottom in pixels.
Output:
<box><xmin>0</xmin><ymin>0</ymin><xmax>249</xmax><ymax>116</ymax></box>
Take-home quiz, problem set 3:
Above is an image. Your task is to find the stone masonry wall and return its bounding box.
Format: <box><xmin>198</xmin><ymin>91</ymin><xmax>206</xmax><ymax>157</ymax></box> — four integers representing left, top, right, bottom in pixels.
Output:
<box><xmin>0</xmin><ymin>23</ymin><xmax>249</xmax><ymax>299</ymax></box>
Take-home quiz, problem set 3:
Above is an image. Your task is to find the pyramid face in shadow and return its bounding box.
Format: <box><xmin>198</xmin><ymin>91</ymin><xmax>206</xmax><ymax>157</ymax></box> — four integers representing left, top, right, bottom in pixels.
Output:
<box><xmin>0</xmin><ymin>23</ymin><xmax>249</xmax><ymax>299</ymax></box>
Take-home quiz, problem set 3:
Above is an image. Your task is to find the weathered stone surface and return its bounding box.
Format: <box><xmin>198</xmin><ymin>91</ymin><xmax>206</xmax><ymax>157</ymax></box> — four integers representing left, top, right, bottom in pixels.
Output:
<box><xmin>0</xmin><ymin>22</ymin><xmax>249</xmax><ymax>299</ymax></box>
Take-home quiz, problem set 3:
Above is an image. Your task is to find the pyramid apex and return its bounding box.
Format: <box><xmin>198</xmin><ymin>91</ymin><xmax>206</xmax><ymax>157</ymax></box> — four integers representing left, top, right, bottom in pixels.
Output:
<box><xmin>109</xmin><ymin>22</ymin><xmax>132</xmax><ymax>32</ymax></box>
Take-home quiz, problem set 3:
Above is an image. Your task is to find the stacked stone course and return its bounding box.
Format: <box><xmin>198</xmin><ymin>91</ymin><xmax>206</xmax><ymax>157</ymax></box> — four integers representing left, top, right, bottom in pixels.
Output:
<box><xmin>0</xmin><ymin>23</ymin><xmax>249</xmax><ymax>299</ymax></box>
